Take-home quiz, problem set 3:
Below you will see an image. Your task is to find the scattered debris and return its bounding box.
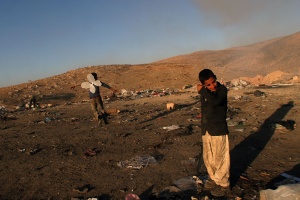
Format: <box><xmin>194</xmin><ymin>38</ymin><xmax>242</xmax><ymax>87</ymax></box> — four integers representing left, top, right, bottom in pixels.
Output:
<box><xmin>173</xmin><ymin>176</ymin><xmax>197</xmax><ymax>191</ymax></box>
<box><xmin>155</xmin><ymin>175</ymin><xmax>208</xmax><ymax>199</ymax></box>
<box><xmin>180</xmin><ymin>158</ymin><xmax>197</xmax><ymax>166</ymax></box>
<box><xmin>125</xmin><ymin>193</ymin><xmax>140</xmax><ymax>200</ymax></box>
<box><xmin>45</xmin><ymin>117</ymin><xmax>52</xmax><ymax>123</ymax></box>
<box><xmin>240</xmin><ymin>175</ymin><xmax>249</xmax><ymax>181</ymax></box>
<box><xmin>0</xmin><ymin>106</ymin><xmax>7</xmax><ymax>115</ymax></box>
<box><xmin>260</xmin><ymin>183</ymin><xmax>300</xmax><ymax>200</ymax></box>
<box><xmin>72</xmin><ymin>184</ymin><xmax>92</xmax><ymax>194</ymax></box>
<box><xmin>260</xmin><ymin>172</ymin><xmax>271</xmax><ymax>176</ymax></box>
<box><xmin>243</xmin><ymin>90</ymin><xmax>266</xmax><ymax>97</ymax></box>
<box><xmin>270</xmin><ymin>120</ymin><xmax>296</xmax><ymax>131</ymax></box>
<box><xmin>84</xmin><ymin>148</ymin><xmax>100</xmax><ymax>157</ymax></box>
<box><xmin>166</xmin><ymin>102</ymin><xmax>175</xmax><ymax>111</ymax></box>
<box><xmin>196</xmin><ymin>114</ymin><xmax>201</xmax><ymax>119</ymax></box>
<box><xmin>117</xmin><ymin>155</ymin><xmax>157</xmax><ymax>169</ymax></box>
<box><xmin>182</xmin><ymin>84</ymin><xmax>193</xmax><ymax>89</ymax></box>
<box><xmin>106</xmin><ymin>108</ymin><xmax>121</xmax><ymax>114</ymax></box>
<box><xmin>26</xmin><ymin>147</ymin><xmax>42</xmax><ymax>155</ymax></box>
<box><xmin>162</xmin><ymin>125</ymin><xmax>181</xmax><ymax>131</ymax></box>
<box><xmin>281</xmin><ymin>173</ymin><xmax>300</xmax><ymax>182</ymax></box>
<box><xmin>70</xmin><ymin>117</ymin><xmax>79</xmax><ymax>122</ymax></box>
<box><xmin>253</xmin><ymin>90</ymin><xmax>266</xmax><ymax>97</ymax></box>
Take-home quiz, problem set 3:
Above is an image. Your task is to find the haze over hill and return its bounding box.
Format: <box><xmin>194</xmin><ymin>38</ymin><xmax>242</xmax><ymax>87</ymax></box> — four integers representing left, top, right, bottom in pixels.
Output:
<box><xmin>155</xmin><ymin>31</ymin><xmax>300</xmax><ymax>79</ymax></box>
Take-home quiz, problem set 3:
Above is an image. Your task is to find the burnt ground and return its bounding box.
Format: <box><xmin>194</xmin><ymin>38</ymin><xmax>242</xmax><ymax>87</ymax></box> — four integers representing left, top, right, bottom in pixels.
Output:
<box><xmin>0</xmin><ymin>85</ymin><xmax>300</xmax><ymax>200</ymax></box>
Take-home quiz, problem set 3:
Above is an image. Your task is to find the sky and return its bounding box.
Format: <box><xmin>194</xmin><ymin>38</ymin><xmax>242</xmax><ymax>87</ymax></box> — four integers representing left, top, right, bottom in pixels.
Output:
<box><xmin>1</xmin><ymin>0</ymin><xmax>300</xmax><ymax>87</ymax></box>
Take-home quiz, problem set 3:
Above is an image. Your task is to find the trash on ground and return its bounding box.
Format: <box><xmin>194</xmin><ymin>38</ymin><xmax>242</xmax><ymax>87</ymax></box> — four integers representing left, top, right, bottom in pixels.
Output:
<box><xmin>270</xmin><ymin>120</ymin><xmax>296</xmax><ymax>131</ymax></box>
<box><xmin>182</xmin><ymin>84</ymin><xmax>193</xmax><ymax>89</ymax></box>
<box><xmin>0</xmin><ymin>106</ymin><xmax>7</xmax><ymax>117</ymax></box>
<box><xmin>45</xmin><ymin>117</ymin><xmax>52</xmax><ymax>123</ymax></box>
<box><xmin>240</xmin><ymin>175</ymin><xmax>249</xmax><ymax>181</ymax></box>
<box><xmin>275</xmin><ymin>173</ymin><xmax>300</xmax><ymax>186</ymax></box>
<box><xmin>117</xmin><ymin>155</ymin><xmax>157</xmax><ymax>169</ymax></box>
<box><xmin>162</xmin><ymin>125</ymin><xmax>181</xmax><ymax>131</ymax></box>
<box><xmin>187</xmin><ymin>118</ymin><xmax>199</xmax><ymax>122</ymax></box>
<box><xmin>26</xmin><ymin>147</ymin><xmax>42</xmax><ymax>155</ymax></box>
<box><xmin>235</xmin><ymin>128</ymin><xmax>245</xmax><ymax>132</ymax></box>
<box><xmin>173</xmin><ymin>176</ymin><xmax>197</xmax><ymax>191</ymax></box>
<box><xmin>125</xmin><ymin>193</ymin><xmax>140</xmax><ymax>200</ymax></box>
<box><xmin>156</xmin><ymin>175</ymin><xmax>205</xmax><ymax>198</ymax></box>
<box><xmin>192</xmin><ymin>176</ymin><xmax>203</xmax><ymax>185</ymax></box>
<box><xmin>71</xmin><ymin>117</ymin><xmax>79</xmax><ymax>122</ymax></box>
<box><xmin>275</xmin><ymin>179</ymin><xmax>300</xmax><ymax>188</ymax></box>
<box><xmin>260</xmin><ymin>183</ymin><xmax>300</xmax><ymax>200</ymax></box>
<box><xmin>253</xmin><ymin>90</ymin><xmax>266</xmax><ymax>97</ymax></box>
<box><xmin>166</xmin><ymin>102</ymin><xmax>175</xmax><ymax>110</ymax></box>
<box><xmin>84</xmin><ymin>148</ymin><xmax>100</xmax><ymax>157</ymax></box>
<box><xmin>72</xmin><ymin>184</ymin><xmax>92</xmax><ymax>194</ymax></box>
<box><xmin>157</xmin><ymin>186</ymin><xmax>181</xmax><ymax>198</ymax></box>
<box><xmin>180</xmin><ymin>157</ymin><xmax>197</xmax><ymax>166</ymax></box>
<box><xmin>106</xmin><ymin>108</ymin><xmax>121</xmax><ymax>114</ymax></box>
<box><xmin>260</xmin><ymin>172</ymin><xmax>271</xmax><ymax>176</ymax></box>
<box><xmin>281</xmin><ymin>173</ymin><xmax>300</xmax><ymax>182</ymax></box>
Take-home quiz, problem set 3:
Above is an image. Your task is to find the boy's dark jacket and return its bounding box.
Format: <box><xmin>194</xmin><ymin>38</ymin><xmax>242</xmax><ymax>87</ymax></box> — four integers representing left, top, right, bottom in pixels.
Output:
<box><xmin>89</xmin><ymin>82</ymin><xmax>111</xmax><ymax>99</ymax></box>
<box><xmin>199</xmin><ymin>82</ymin><xmax>229</xmax><ymax>136</ymax></box>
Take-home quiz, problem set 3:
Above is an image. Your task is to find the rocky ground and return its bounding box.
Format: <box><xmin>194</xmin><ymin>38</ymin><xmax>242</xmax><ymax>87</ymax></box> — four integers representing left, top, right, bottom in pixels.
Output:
<box><xmin>0</xmin><ymin>80</ymin><xmax>299</xmax><ymax>199</ymax></box>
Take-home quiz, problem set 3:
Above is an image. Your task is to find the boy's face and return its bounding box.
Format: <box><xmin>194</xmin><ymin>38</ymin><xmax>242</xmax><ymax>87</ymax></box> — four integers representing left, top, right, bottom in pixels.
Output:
<box><xmin>204</xmin><ymin>77</ymin><xmax>217</xmax><ymax>92</ymax></box>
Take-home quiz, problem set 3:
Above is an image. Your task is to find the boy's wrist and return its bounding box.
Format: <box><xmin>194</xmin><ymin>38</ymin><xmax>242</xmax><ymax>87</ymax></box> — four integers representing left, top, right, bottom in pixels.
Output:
<box><xmin>197</xmin><ymin>84</ymin><xmax>203</xmax><ymax>93</ymax></box>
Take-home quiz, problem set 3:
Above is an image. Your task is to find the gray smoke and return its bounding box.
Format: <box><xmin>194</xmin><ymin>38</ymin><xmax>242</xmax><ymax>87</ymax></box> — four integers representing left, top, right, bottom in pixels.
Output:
<box><xmin>192</xmin><ymin>0</ymin><xmax>300</xmax><ymax>47</ymax></box>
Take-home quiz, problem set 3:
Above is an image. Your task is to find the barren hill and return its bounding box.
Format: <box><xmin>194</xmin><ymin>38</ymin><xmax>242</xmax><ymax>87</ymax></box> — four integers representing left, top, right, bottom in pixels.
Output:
<box><xmin>0</xmin><ymin>31</ymin><xmax>300</xmax><ymax>106</ymax></box>
<box><xmin>155</xmin><ymin>31</ymin><xmax>300</xmax><ymax>79</ymax></box>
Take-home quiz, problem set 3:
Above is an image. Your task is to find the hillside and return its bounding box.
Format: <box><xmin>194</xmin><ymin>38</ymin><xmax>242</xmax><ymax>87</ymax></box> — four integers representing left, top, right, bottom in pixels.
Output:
<box><xmin>0</xmin><ymin>31</ymin><xmax>300</xmax><ymax>107</ymax></box>
<box><xmin>155</xmin><ymin>31</ymin><xmax>300</xmax><ymax>78</ymax></box>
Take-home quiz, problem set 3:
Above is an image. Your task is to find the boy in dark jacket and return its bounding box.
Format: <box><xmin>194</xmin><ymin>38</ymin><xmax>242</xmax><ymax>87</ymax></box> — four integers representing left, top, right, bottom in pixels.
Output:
<box><xmin>197</xmin><ymin>69</ymin><xmax>230</xmax><ymax>197</ymax></box>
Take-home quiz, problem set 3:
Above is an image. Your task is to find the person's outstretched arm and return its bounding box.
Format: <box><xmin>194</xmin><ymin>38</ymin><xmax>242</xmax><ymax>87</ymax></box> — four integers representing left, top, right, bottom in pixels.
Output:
<box><xmin>70</xmin><ymin>84</ymin><xmax>80</xmax><ymax>90</ymax></box>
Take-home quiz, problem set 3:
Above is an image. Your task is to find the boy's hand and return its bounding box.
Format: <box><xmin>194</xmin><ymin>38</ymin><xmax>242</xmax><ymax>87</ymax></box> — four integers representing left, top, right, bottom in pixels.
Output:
<box><xmin>197</xmin><ymin>84</ymin><xmax>203</xmax><ymax>93</ymax></box>
<box><xmin>111</xmin><ymin>88</ymin><xmax>118</xmax><ymax>94</ymax></box>
<box><xmin>70</xmin><ymin>85</ymin><xmax>76</xmax><ymax>90</ymax></box>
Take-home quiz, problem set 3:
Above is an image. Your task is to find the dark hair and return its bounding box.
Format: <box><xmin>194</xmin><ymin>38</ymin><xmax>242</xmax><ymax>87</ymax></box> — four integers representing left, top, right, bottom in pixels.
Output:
<box><xmin>198</xmin><ymin>69</ymin><xmax>216</xmax><ymax>84</ymax></box>
<box><xmin>91</xmin><ymin>72</ymin><xmax>98</xmax><ymax>80</ymax></box>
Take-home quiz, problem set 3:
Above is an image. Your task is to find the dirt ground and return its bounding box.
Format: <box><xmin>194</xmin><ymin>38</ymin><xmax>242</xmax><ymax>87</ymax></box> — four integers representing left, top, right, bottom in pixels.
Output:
<box><xmin>0</xmin><ymin>82</ymin><xmax>299</xmax><ymax>200</ymax></box>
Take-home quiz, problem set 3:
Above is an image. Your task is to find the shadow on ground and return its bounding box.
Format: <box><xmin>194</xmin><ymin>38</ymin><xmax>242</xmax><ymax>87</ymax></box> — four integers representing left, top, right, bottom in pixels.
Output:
<box><xmin>230</xmin><ymin>101</ymin><xmax>294</xmax><ymax>187</ymax></box>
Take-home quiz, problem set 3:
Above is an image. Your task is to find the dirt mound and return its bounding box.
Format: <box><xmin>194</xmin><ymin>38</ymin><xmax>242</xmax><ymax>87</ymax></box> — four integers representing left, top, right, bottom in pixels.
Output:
<box><xmin>232</xmin><ymin>70</ymin><xmax>299</xmax><ymax>86</ymax></box>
